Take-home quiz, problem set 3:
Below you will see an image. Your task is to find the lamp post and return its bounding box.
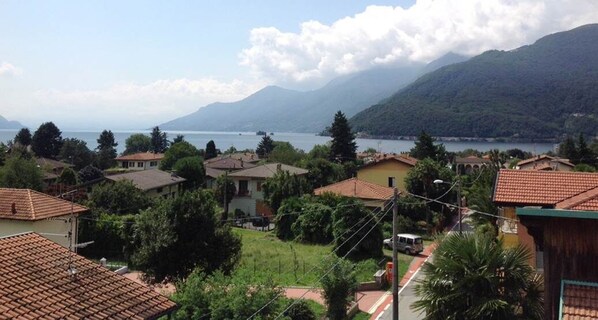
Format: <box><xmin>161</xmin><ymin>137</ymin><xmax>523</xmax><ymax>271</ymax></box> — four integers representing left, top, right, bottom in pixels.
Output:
<box><xmin>433</xmin><ymin>178</ymin><xmax>462</xmax><ymax>234</ymax></box>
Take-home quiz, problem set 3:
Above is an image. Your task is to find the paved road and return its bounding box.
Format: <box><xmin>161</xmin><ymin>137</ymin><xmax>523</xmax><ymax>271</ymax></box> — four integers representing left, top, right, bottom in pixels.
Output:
<box><xmin>375</xmin><ymin>215</ymin><xmax>474</xmax><ymax>320</ymax></box>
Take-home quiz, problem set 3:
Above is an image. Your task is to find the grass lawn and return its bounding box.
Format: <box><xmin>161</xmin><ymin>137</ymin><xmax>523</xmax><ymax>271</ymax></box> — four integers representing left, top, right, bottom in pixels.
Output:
<box><xmin>234</xmin><ymin>228</ymin><xmax>415</xmax><ymax>287</ymax></box>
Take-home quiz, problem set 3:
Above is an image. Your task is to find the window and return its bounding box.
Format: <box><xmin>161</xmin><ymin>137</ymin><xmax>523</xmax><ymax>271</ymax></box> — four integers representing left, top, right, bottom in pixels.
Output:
<box><xmin>150</xmin><ymin>161</ymin><xmax>158</xmax><ymax>167</ymax></box>
<box><xmin>398</xmin><ymin>237</ymin><xmax>406</xmax><ymax>243</ymax></box>
<box><xmin>129</xmin><ymin>162</ymin><xmax>135</xmax><ymax>167</ymax></box>
<box><xmin>388</xmin><ymin>177</ymin><xmax>396</xmax><ymax>188</ymax></box>
<box><xmin>137</xmin><ymin>162</ymin><xmax>144</xmax><ymax>167</ymax></box>
<box><xmin>157</xmin><ymin>187</ymin><xmax>163</xmax><ymax>193</ymax></box>
<box><xmin>256</xmin><ymin>182</ymin><xmax>262</xmax><ymax>192</ymax></box>
<box><xmin>238</xmin><ymin>180</ymin><xmax>249</xmax><ymax>196</ymax></box>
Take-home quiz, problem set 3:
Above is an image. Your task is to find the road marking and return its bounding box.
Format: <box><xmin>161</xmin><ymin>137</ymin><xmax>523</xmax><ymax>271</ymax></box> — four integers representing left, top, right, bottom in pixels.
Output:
<box><xmin>368</xmin><ymin>292</ymin><xmax>391</xmax><ymax>314</ymax></box>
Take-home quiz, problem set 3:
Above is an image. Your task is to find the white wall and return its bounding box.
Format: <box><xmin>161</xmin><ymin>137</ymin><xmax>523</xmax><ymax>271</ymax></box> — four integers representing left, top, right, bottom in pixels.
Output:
<box><xmin>0</xmin><ymin>215</ymin><xmax>77</xmax><ymax>249</ymax></box>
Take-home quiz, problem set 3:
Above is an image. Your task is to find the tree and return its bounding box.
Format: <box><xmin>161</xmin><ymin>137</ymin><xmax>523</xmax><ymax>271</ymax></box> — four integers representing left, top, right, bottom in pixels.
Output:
<box><xmin>132</xmin><ymin>190</ymin><xmax>242</xmax><ymax>281</ymax></box>
<box><xmin>320</xmin><ymin>257</ymin><xmax>358</xmax><ymax>320</ymax></box>
<box><xmin>205</xmin><ymin>140</ymin><xmax>218</xmax><ymax>160</ymax></box>
<box><xmin>123</xmin><ymin>133</ymin><xmax>152</xmax><ymax>155</ymax></box>
<box><xmin>172</xmin><ymin>134</ymin><xmax>185</xmax><ymax>144</ymax></box>
<box><xmin>558</xmin><ymin>135</ymin><xmax>578</xmax><ymax>162</ymax></box>
<box><xmin>332</xmin><ymin>198</ymin><xmax>383</xmax><ymax>260</ymax></box>
<box><xmin>304</xmin><ymin>158</ymin><xmax>345</xmax><ymax>189</ymax></box>
<box><xmin>292</xmin><ymin>202</ymin><xmax>333</xmax><ymax>244</ymax></box>
<box><xmin>160</xmin><ymin>141</ymin><xmax>201</xmax><ymax>171</ymax></box>
<box><xmin>173</xmin><ymin>156</ymin><xmax>205</xmax><ymax>190</ymax></box>
<box><xmin>31</xmin><ymin>122</ymin><xmax>63</xmax><ymax>159</ymax></box>
<box><xmin>14</xmin><ymin>128</ymin><xmax>32</xmax><ymax>146</ymax></box>
<box><xmin>96</xmin><ymin>130</ymin><xmax>118</xmax><ymax>169</ymax></box>
<box><xmin>89</xmin><ymin>180</ymin><xmax>153</xmax><ymax>214</ymax></box>
<box><xmin>0</xmin><ymin>156</ymin><xmax>43</xmax><ymax>190</ymax></box>
<box><xmin>577</xmin><ymin>133</ymin><xmax>594</xmax><ymax>165</ymax></box>
<box><xmin>262</xmin><ymin>170</ymin><xmax>311</xmax><ymax>215</ymax></box>
<box><xmin>275</xmin><ymin>196</ymin><xmax>305</xmax><ymax>240</ymax></box>
<box><xmin>214</xmin><ymin>174</ymin><xmax>236</xmax><ymax>221</ymax></box>
<box><xmin>59</xmin><ymin>138</ymin><xmax>93</xmax><ymax>170</ymax></box>
<box><xmin>78</xmin><ymin>165</ymin><xmax>104</xmax><ymax>183</ymax></box>
<box><xmin>57</xmin><ymin>167</ymin><xmax>78</xmax><ymax>186</ymax></box>
<box><xmin>268</xmin><ymin>141</ymin><xmax>305</xmax><ymax>165</ymax></box>
<box><xmin>409</xmin><ymin>131</ymin><xmax>447</xmax><ymax>164</ymax></box>
<box><xmin>285</xmin><ymin>300</ymin><xmax>316</xmax><ymax>320</ymax></box>
<box><xmin>150</xmin><ymin>126</ymin><xmax>168</xmax><ymax>153</ymax></box>
<box><xmin>412</xmin><ymin>233</ymin><xmax>543</xmax><ymax>320</ymax></box>
<box><xmin>256</xmin><ymin>135</ymin><xmax>275</xmax><ymax>158</ymax></box>
<box><xmin>329</xmin><ymin>111</ymin><xmax>357</xmax><ymax>163</ymax></box>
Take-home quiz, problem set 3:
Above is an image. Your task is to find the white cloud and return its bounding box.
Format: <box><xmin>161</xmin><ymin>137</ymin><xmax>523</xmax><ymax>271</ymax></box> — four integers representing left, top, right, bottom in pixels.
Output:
<box><xmin>0</xmin><ymin>62</ymin><xmax>22</xmax><ymax>77</ymax></box>
<box><xmin>30</xmin><ymin>78</ymin><xmax>266</xmax><ymax>130</ymax></box>
<box><xmin>240</xmin><ymin>0</ymin><xmax>598</xmax><ymax>85</ymax></box>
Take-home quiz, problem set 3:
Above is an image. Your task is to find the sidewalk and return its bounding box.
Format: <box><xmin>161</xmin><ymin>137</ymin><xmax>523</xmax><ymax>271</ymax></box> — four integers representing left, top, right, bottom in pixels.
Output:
<box><xmin>284</xmin><ymin>287</ymin><xmax>387</xmax><ymax>314</ymax></box>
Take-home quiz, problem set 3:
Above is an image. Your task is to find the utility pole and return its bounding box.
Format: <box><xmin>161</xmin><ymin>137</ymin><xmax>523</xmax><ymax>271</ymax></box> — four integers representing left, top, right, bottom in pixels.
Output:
<box><xmin>392</xmin><ymin>187</ymin><xmax>399</xmax><ymax>320</ymax></box>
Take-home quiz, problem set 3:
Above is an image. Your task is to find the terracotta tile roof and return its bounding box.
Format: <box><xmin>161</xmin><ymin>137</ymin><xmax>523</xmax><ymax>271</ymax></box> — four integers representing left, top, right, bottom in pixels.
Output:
<box><xmin>561</xmin><ymin>281</ymin><xmax>598</xmax><ymax>320</ymax></box>
<box><xmin>314</xmin><ymin>178</ymin><xmax>394</xmax><ymax>201</ymax></box>
<box><xmin>360</xmin><ymin>155</ymin><xmax>417</xmax><ymax>168</ymax></box>
<box><xmin>0</xmin><ymin>188</ymin><xmax>88</xmax><ymax>221</ymax></box>
<box><xmin>205</xmin><ymin>152</ymin><xmax>259</xmax><ymax>164</ymax></box>
<box><xmin>0</xmin><ymin>232</ymin><xmax>176</xmax><ymax>319</ymax></box>
<box><xmin>106</xmin><ymin>170</ymin><xmax>185</xmax><ymax>191</ymax></box>
<box><xmin>204</xmin><ymin>157</ymin><xmax>257</xmax><ymax>170</ymax></box>
<box><xmin>493</xmin><ymin>170</ymin><xmax>598</xmax><ymax>206</ymax></box>
<box><xmin>556</xmin><ymin>187</ymin><xmax>598</xmax><ymax>211</ymax></box>
<box><xmin>115</xmin><ymin>152</ymin><xmax>164</xmax><ymax>161</ymax></box>
<box><xmin>228</xmin><ymin>163</ymin><xmax>308</xmax><ymax>179</ymax></box>
<box><xmin>517</xmin><ymin>155</ymin><xmax>574</xmax><ymax>168</ymax></box>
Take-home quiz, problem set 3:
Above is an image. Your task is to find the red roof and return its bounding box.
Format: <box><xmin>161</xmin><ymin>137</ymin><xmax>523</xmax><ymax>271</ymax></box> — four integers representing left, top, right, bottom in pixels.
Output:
<box><xmin>561</xmin><ymin>281</ymin><xmax>598</xmax><ymax>320</ymax></box>
<box><xmin>493</xmin><ymin>170</ymin><xmax>598</xmax><ymax>207</ymax></box>
<box><xmin>116</xmin><ymin>152</ymin><xmax>164</xmax><ymax>161</ymax></box>
<box><xmin>0</xmin><ymin>232</ymin><xmax>176</xmax><ymax>319</ymax></box>
<box><xmin>0</xmin><ymin>188</ymin><xmax>88</xmax><ymax>221</ymax></box>
<box><xmin>314</xmin><ymin>178</ymin><xmax>394</xmax><ymax>201</ymax></box>
<box><xmin>360</xmin><ymin>155</ymin><xmax>417</xmax><ymax>168</ymax></box>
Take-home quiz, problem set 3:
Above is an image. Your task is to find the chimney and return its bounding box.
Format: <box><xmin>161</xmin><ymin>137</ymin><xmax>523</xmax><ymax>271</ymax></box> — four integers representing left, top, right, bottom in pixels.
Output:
<box><xmin>277</xmin><ymin>163</ymin><xmax>282</xmax><ymax>171</ymax></box>
<box><xmin>11</xmin><ymin>202</ymin><xmax>16</xmax><ymax>214</ymax></box>
<box><xmin>241</xmin><ymin>159</ymin><xmax>244</xmax><ymax>168</ymax></box>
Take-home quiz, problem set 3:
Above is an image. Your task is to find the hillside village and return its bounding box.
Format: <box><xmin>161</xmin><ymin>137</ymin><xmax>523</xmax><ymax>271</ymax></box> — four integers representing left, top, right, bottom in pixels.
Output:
<box><xmin>1</xmin><ymin>108</ymin><xmax>598</xmax><ymax>320</ymax></box>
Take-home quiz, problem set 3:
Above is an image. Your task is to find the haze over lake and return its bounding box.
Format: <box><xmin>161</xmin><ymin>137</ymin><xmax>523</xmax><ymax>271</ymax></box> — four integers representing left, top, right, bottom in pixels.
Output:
<box><xmin>0</xmin><ymin>129</ymin><xmax>554</xmax><ymax>155</ymax></box>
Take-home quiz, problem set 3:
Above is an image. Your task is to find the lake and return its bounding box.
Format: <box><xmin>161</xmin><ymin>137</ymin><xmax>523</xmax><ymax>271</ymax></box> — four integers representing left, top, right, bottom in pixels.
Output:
<box><xmin>0</xmin><ymin>129</ymin><xmax>555</xmax><ymax>155</ymax></box>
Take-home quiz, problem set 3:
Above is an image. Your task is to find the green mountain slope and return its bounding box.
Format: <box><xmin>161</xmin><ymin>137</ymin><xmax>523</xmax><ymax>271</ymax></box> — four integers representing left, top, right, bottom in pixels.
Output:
<box><xmin>350</xmin><ymin>24</ymin><xmax>598</xmax><ymax>139</ymax></box>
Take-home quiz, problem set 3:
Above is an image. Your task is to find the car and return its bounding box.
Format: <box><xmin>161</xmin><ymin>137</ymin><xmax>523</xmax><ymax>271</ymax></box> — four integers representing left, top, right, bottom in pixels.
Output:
<box><xmin>383</xmin><ymin>233</ymin><xmax>424</xmax><ymax>255</ymax></box>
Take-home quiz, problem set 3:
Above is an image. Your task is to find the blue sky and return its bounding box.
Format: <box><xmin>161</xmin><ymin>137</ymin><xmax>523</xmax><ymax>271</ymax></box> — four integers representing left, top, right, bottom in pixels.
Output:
<box><xmin>1</xmin><ymin>0</ymin><xmax>597</xmax><ymax>130</ymax></box>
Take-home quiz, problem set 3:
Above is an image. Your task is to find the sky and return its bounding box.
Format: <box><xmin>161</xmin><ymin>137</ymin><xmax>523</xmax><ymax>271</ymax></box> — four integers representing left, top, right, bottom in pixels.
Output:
<box><xmin>1</xmin><ymin>0</ymin><xmax>598</xmax><ymax>130</ymax></box>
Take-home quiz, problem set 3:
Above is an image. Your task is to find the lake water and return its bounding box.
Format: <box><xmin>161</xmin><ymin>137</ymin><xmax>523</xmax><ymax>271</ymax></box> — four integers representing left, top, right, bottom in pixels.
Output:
<box><xmin>0</xmin><ymin>129</ymin><xmax>555</xmax><ymax>155</ymax></box>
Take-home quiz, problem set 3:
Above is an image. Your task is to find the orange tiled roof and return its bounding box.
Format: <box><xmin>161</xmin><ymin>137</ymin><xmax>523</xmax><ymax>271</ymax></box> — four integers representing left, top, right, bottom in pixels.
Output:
<box><xmin>517</xmin><ymin>155</ymin><xmax>574</xmax><ymax>168</ymax></box>
<box><xmin>0</xmin><ymin>232</ymin><xmax>176</xmax><ymax>319</ymax></box>
<box><xmin>314</xmin><ymin>178</ymin><xmax>394</xmax><ymax>201</ymax></box>
<box><xmin>360</xmin><ymin>155</ymin><xmax>417</xmax><ymax>168</ymax></box>
<box><xmin>493</xmin><ymin>170</ymin><xmax>598</xmax><ymax>206</ymax></box>
<box><xmin>116</xmin><ymin>152</ymin><xmax>164</xmax><ymax>161</ymax></box>
<box><xmin>561</xmin><ymin>281</ymin><xmax>598</xmax><ymax>320</ymax></box>
<box><xmin>0</xmin><ymin>188</ymin><xmax>88</xmax><ymax>221</ymax></box>
<box><xmin>556</xmin><ymin>187</ymin><xmax>598</xmax><ymax>211</ymax></box>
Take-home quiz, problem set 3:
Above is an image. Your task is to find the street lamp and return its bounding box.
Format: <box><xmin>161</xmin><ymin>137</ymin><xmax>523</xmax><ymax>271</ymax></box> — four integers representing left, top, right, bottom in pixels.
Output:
<box><xmin>433</xmin><ymin>179</ymin><xmax>462</xmax><ymax>234</ymax></box>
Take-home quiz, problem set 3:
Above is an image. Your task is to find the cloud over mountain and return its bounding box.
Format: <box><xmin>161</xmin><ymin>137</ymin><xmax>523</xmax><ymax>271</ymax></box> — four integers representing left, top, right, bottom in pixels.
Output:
<box><xmin>240</xmin><ymin>0</ymin><xmax>598</xmax><ymax>86</ymax></box>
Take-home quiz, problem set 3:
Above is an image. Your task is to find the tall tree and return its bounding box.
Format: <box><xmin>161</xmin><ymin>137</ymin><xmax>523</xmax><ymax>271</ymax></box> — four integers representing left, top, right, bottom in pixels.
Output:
<box><xmin>172</xmin><ymin>134</ymin><xmax>185</xmax><ymax>144</ymax></box>
<box><xmin>123</xmin><ymin>133</ymin><xmax>152</xmax><ymax>155</ymax></box>
<box><xmin>412</xmin><ymin>233</ymin><xmax>543</xmax><ymax>320</ymax></box>
<box><xmin>205</xmin><ymin>140</ymin><xmax>218</xmax><ymax>160</ymax></box>
<box><xmin>329</xmin><ymin>111</ymin><xmax>357</xmax><ymax>163</ymax></box>
<box><xmin>96</xmin><ymin>130</ymin><xmax>118</xmax><ymax>169</ymax></box>
<box><xmin>0</xmin><ymin>157</ymin><xmax>43</xmax><ymax>190</ymax></box>
<box><xmin>256</xmin><ymin>135</ymin><xmax>275</xmax><ymax>158</ymax></box>
<box><xmin>150</xmin><ymin>126</ymin><xmax>168</xmax><ymax>153</ymax></box>
<box><xmin>132</xmin><ymin>190</ymin><xmax>242</xmax><ymax>281</ymax></box>
<box><xmin>160</xmin><ymin>141</ymin><xmax>201</xmax><ymax>170</ymax></box>
<box><xmin>173</xmin><ymin>156</ymin><xmax>205</xmax><ymax>190</ymax></box>
<box><xmin>13</xmin><ymin>128</ymin><xmax>32</xmax><ymax>146</ymax></box>
<box><xmin>262</xmin><ymin>170</ymin><xmax>311</xmax><ymax>215</ymax></box>
<box><xmin>31</xmin><ymin>122</ymin><xmax>63</xmax><ymax>159</ymax></box>
<box><xmin>558</xmin><ymin>135</ymin><xmax>578</xmax><ymax>162</ymax></box>
<box><xmin>59</xmin><ymin>138</ymin><xmax>93</xmax><ymax>170</ymax></box>
<box><xmin>577</xmin><ymin>133</ymin><xmax>593</xmax><ymax>165</ymax></box>
<box><xmin>331</xmin><ymin>198</ymin><xmax>383</xmax><ymax>260</ymax></box>
<box><xmin>410</xmin><ymin>131</ymin><xmax>447</xmax><ymax>164</ymax></box>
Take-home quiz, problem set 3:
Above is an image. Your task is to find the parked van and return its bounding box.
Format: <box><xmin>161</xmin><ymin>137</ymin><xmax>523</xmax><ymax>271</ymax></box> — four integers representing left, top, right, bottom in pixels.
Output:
<box><xmin>383</xmin><ymin>233</ymin><xmax>424</xmax><ymax>255</ymax></box>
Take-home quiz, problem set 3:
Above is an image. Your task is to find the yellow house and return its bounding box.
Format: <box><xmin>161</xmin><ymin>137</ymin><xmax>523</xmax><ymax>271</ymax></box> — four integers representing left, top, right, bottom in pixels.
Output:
<box><xmin>357</xmin><ymin>155</ymin><xmax>417</xmax><ymax>192</ymax></box>
<box><xmin>0</xmin><ymin>188</ymin><xmax>88</xmax><ymax>249</ymax></box>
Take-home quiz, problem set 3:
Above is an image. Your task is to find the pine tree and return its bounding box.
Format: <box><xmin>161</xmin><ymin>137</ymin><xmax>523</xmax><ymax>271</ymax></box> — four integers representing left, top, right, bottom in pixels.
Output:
<box><xmin>14</xmin><ymin>128</ymin><xmax>32</xmax><ymax>146</ymax></box>
<box><xmin>95</xmin><ymin>130</ymin><xmax>118</xmax><ymax>169</ymax></box>
<box><xmin>256</xmin><ymin>135</ymin><xmax>275</xmax><ymax>158</ymax></box>
<box><xmin>558</xmin><ymin>135</ymin><xmax>578</xmax><ymax>163</ymax></box>
<box><xmin>577</xmin><ymin>133</ymin><xmax>593</xmax><ymax>165</ymax></box>
<box><xmin>328</xmin><ymin>111</ymin><xmax>356</xmax><ymax>163</ymax></box>
<box><xmin>205</xmin><ymin>140</ymin><xmax>218</xmax><ymax>159</ymax></box>
<box><xmin>150</xmin><ymin>126</ymin><xmax>168</xmax><ymax>153</ymax></box>
<box><xmin>409</xmin><ymin>131</ymin><xmax>447</xmax><ymax>163</ymax></box>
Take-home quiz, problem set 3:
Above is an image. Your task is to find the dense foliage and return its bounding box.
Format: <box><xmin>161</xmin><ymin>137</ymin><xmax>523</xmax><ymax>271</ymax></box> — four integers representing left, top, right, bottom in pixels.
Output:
<box><xmin>123</xmin><ymin>133</ymin><xmax>152</xmax><ymax>155</ymax></box>
<box><xmin>214</xmin><ymin>174</ymin><xmax>236</xmax><ymax>220</ymax></box>
<box><xmin>256</xmin><ymin>135</ymin><xmax>275</xmax><ymax>158</ymax></box>
<box><xmin>320</xmin><ymin>257</ymin><xmax>358</xmax><ymax>320</ymax></box>
<box><xmin>332</xmin><ymin>198</ymin><xmax>383</xmax><ymax>260</ymax></box>
<box><xmin>0</xmin><ymin>156</ymin><xmax>43</xmax><ymax>190</ymax></box>
<box><xmin>173</xmin><ymin>156</ymin><xmax>205</xmax><ymax>190</ymax></box>
<box><xmin>351</xmin><ymin>25</ymin><xmax>598</xmax><ymax>139</ymax></box>
<box><xmin>31</xmin><ymin>122</ymin><xmax>63</xmax><ymax>158</ymax></box>
<box><xmin>205</xmin><ymin>140</ymin><xmax>218</xmax><ymax>160</ymax></box>
<box><xmin>13</xmin><ymin>128</ymin><xmax>32</xmax><ymax>146</ymax></box>
<box><xmin>160</xmin><ymin>141</ymin><xmax>201</xmax><ymax>170</ymax></box>
<box><xmin>150</xmin><ymin>126</ymin><xmax>169</xmax><ymax>153</ymax></box>
<box><xmin>262</xmin><ymin>170</ymin><xmax>311</xmax><ymax>215</ymax></box>
<box><xmin>95</xmin><ymin>130</ymin><xmax>118</xmax><ymax>169</ymax></box>
<box><xmin>59</xmin><ymin>138</ymin><xmax>93</xmax><ymax>170</ymax></box>
<box><xmin>88</xmin><ymin>180</ymin><xmax>153</xmax><ymax>215</ymax></box>
<box><xmin>329</xmin><ymin>111</ymin><xmax>357</xmax><ymax>163</ymax></box>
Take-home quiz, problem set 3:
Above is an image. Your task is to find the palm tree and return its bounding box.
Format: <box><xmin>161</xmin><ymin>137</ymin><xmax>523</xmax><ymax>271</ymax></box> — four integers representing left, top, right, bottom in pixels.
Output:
<box><xmin>412</xmin><ymin>233</ymin><xmax>543</xmax><ymax>320</ymax></box>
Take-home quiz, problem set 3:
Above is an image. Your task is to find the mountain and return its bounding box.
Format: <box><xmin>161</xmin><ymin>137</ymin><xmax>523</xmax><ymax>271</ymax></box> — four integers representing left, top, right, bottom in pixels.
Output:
<box><xmin>0</xmin><ymin>116</ymin><xmax>24</xmax><ymax>129</ymax></box>
<box><xmin>350</xmin><ymin>24</ymin><xmax>598</xmax><ymax>139</ymax></box>
<box><xmin>159</xmin><ymin>54</ymin><xmax>468</xmax><ymax>133</ymax></box>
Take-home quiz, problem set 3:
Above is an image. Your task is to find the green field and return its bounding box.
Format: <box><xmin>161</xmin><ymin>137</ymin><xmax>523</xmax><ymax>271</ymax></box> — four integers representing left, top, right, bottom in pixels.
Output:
<box><xmin>234</xmin><ymin>228</ymin><xmax>414</xmax><ymax>287</ymax></box>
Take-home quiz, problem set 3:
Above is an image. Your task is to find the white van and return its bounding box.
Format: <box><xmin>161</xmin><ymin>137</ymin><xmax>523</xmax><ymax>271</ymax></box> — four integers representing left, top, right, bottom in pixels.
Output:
<box><xmin>383</xmin><ymin>233</ymin><xmax>424</xmax><ymax>255</ymax></box>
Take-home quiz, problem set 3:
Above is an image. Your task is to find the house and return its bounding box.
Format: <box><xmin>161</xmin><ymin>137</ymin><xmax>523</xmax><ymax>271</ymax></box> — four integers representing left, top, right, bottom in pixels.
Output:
<box><xmin>314</xmin><ymin>178</ymin><xmax>394</xmax><ymax>209</ymax></box>
<box><xmin>454</xmin><ymin>155</ymin><xmax>492</xmax><ymax>174</ymax></box>
<box><xmin>493</xmin><ymin>170</ymin><xmax>598</xmax><ymax>266</ymax></box>
<box><xmin>515</xmin><ymin>155</ymin><xmax>574</xmax><ymax>171</ymax></box>
<box><xmin>204</xmin><ymin>152</ymin><xmax>260</xmax><ymax>167</ymax></box>
<box><xmin>204</xmin><ymin>154</ymin><xmax>258</xmax><ymax>188</ymax></box>
<box><xmin>115</xmin><ymin>152</ymin><xmax>164</xmax><ymax>170</ymax></box>
<box><xmin>0</xmin><ymin>188</ymin><xmax>88</xmax><ymax>248</ymax></box>
<box><xmin>356</xmin><ymin>155</ymin><xmax>417</xmax><ymax>192</ymax></box>
<box><xmin>35</xmin><ymin>157</ymin><xmax>74</xmax><ymax>183</ymax></box>
<box><xmin>0</xmin><ymin>232</ymin><xmax>176</xmax><ymax>319</ymax></box>
<box><xmin>227</xmin><ymin>163</ymin><xmax>308</xmax><ymax>217</ymax></box>
<box><xmin>105</xmin><ymin>169</ymin><xmax>186</xmax><ymax>199</ymax></box>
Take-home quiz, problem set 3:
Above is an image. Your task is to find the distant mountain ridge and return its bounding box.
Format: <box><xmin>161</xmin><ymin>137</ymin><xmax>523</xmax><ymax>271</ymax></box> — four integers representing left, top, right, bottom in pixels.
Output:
<box><xmin>159</xmin><ymin>53</ymin><xmax>469</xmax><ymax>133</ymax></box>
<box><xmin>350</xmin><ymin>24</ymin><xmax>598</xmax><ymax>139</ymax></box>
<box><xmin>0</xmin><ymin>116</ymin><xmax>24</xmax><ymax>129</ymax></box>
